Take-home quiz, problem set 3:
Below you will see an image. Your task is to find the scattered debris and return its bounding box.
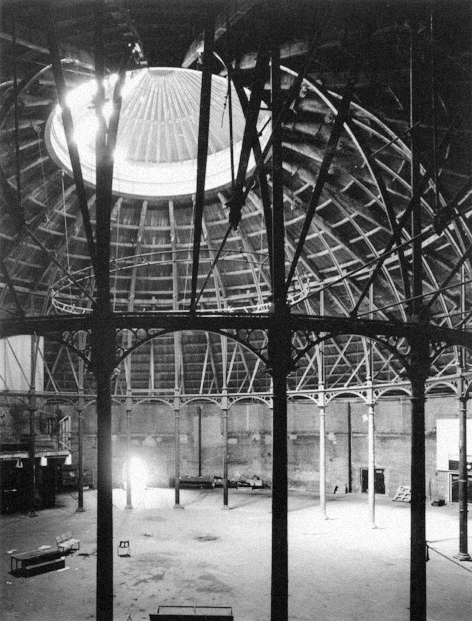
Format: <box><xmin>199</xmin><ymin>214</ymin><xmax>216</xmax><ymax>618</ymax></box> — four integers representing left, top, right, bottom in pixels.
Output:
<box><xmin>393</xmin><ymin>486</ymin><xmax>411</xmax><ymax>502</ymax></box>
<box><xmin>214</xmin><ymin>475</ymin><xmax>268</xmax><ymax>489</ymax></box>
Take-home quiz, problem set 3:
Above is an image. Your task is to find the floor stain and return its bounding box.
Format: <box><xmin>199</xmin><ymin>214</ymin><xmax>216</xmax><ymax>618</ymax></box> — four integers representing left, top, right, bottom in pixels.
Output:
<box><xmin>132</xmin><ymin>571</ymin><xmax>165</xmax><ymax>586</ymax></box>
<box><xmin>195</xmin><ymin>572</ymin><xmax>232</xmax><ymax>593</ymax></box>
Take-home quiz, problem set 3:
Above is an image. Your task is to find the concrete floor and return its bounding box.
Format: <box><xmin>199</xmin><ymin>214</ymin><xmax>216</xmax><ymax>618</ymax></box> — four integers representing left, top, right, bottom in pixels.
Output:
<box><xmin>1</xmin><ymin>488</ymin><xmax>471</xmax><ymax>621</ymax></box>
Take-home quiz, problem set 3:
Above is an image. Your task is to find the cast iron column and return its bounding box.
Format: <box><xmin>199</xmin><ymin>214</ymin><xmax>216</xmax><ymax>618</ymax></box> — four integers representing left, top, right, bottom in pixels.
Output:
<box><xmin>28</xmin><ymin>391</ymin><xmax>37</xmax><ymax>517</ymax></box>
<box><xmin>409</xmin><ymin>337</ymin><xmax>430</xmax><ymax>621</ymax></box>
<box><xmin>222</xmin><ymin>391</ymin><xmax>229</xmax><ymax>508</ymax></box>
<box><xmin>347</xmin><ymin>402</ymin><xmax>352</xmax><ymax>493</ymax></box>
<box><xmin>270</xmin><ymin>43</ymin><xmax>289</xmax><ymax>621</ymax></box>
<box><xmin>93</xmin><ymin>5</ymin><xmax>116</xmax><ymax>618</ymax></box>
<box><xmin>28</xmin><ymin>334</ymin><xmax>38</xmax><ymax>517</ymax></box>
<box><xmin>318</xmin><ymin>390</ymin><xmax>327</xmax><ymax>519</ymax></box>
<box><xmin>198</xmin><ymin>405</ymin><xmax>202</xmax><ymax>477</ymax></box>
<box><xmin>174</xmin><ymin>393</ymin><xmax>183</xmax><ymax>509</ymax></box>
<box><xmin>408</xmin><ymin>19</ymin><xmax>430</xmax><ymax>621</ymax></box>
<box><xmin>367</xmin><ymin>384</ymin><xmax>376</xmax><ymax>528</ymax></box>
<box><xmin>456</xmin><ymin>392</ymin><xmax>471</xmax><ymax>560</ymax></box>
<box><xmin>456</xmin><ymin>267</ymin><xmax>471</xmax><ymax>560</ymax></box>
<box><xmin>77</xmin><ymin>334</ymin><xmax>85</xmax><ymax>512</ymax></box>
<box><xmin>93</xmin><ymin>307</ymin><xmax>114</xmax><ymax>621</ymax></box>
<box><xmin>125</xmin><ymin>393</ymin><xmax>132</xmax><ymax>509</ymax></box>
<box><xmin>76</xmin><ymin>387</ymin><xmax>85</xmax><ymax>512</ymax></box>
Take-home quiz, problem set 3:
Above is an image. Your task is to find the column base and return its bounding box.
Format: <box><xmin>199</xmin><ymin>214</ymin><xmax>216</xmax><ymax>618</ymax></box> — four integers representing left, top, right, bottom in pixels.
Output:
<box><xmin>221</xmin><ymin>505</ymin><xmax>230</xmax><ymax>511</ymax></box>
<box><xmin>76</xmin><ymin>506</ymin><xmax>85</xmax><ymax>513</ymax></box>
<box><xmin>454</xmin><ymin>551</ymin><xmax>472</xmax><ymax>561</ymax></box>
<box><xmin>125</xmin><ymin>504</ymin><xmax>133</xmax><ymax>510</ymax></box>
<box><xmin>174</xmin><ymin>504</ymin><xmax>184</xmax><ymax>510</ymax></box>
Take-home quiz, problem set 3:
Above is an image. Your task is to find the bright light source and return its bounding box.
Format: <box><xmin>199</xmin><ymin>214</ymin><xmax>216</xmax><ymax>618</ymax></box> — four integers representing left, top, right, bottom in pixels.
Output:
<box><xmin>129</xmin><ymin>457</ymin><xmax>148</xmax><ymax>490</ymax></box>
<box><xmin>102</xmin><ymin>100</ymin><xmax>114</xmax><ymax>122</ymax></box>
<box><xmin>45</xmin><ymin>67</ymin><xmax>271</xmax><ymax>199</ymax></box>
<box><xmin>108</xmin><ymin>73</ymin><xmax>119</xmax><ymax>87</ymax></box>
<box><xmin>112</xmin><ymin>146</ymin><xmax>127</xmax><ymax>162</ymax></box>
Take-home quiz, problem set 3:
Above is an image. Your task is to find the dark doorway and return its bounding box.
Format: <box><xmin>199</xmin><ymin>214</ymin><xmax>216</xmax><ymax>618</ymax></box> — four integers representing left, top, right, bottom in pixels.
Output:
<box><xmin>450</xmin><ymin>474</ymin><xmax>472</xmax><ymax>502</ymax></box>
<box><xmin>361</xmin><ymin>468</ymin><xmax>385</xmax><ymax>494</ymax></box>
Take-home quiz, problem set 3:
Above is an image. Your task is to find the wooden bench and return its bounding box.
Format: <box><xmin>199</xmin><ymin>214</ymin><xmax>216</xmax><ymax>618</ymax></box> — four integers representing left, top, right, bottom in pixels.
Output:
<box><xmin>150</xmin><ymin>606</ymin><xmax>233</xmax><ymax>620</ymax></box>
<box><xmin>22</xmin><ymin>557</ymin><xmax>65</xmax><ymax>576</ymax></box>
<box><xmin>56</xmin><ymin>531</ymin><xmax>80</xmax><ymax>553</ymax></box>
<box><xmin>10</xmin><ymin>549</ymin><xmax>65</xmax><ymax>577</ymax></box>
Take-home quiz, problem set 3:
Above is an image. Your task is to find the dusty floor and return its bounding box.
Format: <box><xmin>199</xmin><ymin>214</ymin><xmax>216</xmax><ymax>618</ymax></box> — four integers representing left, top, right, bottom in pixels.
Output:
<box><xmin>1</xmin><ymin>488</ymin><xmax>471</xmax><ymax>621</ymax></box>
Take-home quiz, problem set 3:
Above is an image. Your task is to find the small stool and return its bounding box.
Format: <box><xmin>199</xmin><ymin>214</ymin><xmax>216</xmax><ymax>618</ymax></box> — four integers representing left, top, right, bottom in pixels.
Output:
<box><xmin>117</xmin><ymin>540</ymin><xmax>130</xmax><ymax>557</ymax></box>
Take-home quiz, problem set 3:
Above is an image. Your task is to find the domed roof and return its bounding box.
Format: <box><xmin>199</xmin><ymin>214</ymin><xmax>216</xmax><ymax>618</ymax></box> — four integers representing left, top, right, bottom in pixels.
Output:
<box><xmin>45</xmin><ymin>67</ymin><xmax>270</xmax><ymax>199</ymax></box>
<box><xmin>0</xmin><ymin>0</ymin><xmax>470</xmax><ymax>395</ymax></box>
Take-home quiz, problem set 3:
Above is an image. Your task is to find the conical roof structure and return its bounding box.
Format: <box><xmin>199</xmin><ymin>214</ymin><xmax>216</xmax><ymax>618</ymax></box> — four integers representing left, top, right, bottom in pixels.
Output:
<box><xmin>0</xmin><ymin>0</ymin><xmax>470</xmax><ymax>396</ymax></box>
<box><xmin>46</xmin><ymin>67</ymin><xmax>270</xmax><ymax>198</ymax></box>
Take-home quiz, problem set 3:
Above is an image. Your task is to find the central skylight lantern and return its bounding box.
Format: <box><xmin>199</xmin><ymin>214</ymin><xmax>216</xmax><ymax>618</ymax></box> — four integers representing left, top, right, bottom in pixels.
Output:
<box><xmin>46</xmin><ymin>67</ymin><xmax>271</xmax><ymax>199</ymax></box>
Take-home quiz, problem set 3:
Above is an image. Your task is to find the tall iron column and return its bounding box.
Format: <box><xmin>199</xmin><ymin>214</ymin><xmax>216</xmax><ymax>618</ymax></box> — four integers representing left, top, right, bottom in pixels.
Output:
<box><xmin>174</xmin><ymin>393</ymin><xmax>183</xmax><ymax>509</ymax></box>
<box><xmin>456</xmin><ymin>266</ymin><xmax>470</xmax><ymax>560</ymax></box>
<box><xmin>269</xmin><ymin>43</ymin><xmax>289</xmax><ymax>621</ymax></box>
<box><xmin>93</xmin><ymin>4</ymin><xmax>118</xmax><ymax>618</ymax></box>
<box><xmin>367</xmin><ymin>384</ymin><xmax>376</xmax><ymax>528</ymax></box>
<box><xmin>408</xmin><ymin>341</ymin><xmax>430</xmax><ymax>621</ymax></box>
<box><xmin>456</xmin><ymin>390</ymin><xmax>471</xmax><ymax>560</ymax></box>
<box><xmin>318</xmin><ymin>390</ymin><xmax>327</xmax><ymax>519</ymax></box>
<box><xmin>28</xmin><ymin>334</ymin><xmax>38</xmax><ymax>518</ymax></box>
<box><xmin>222</xmin><ymin>391</ymin><xmax>229</xmax><ymax>508</ymax></box>
<box><xmin>125</xmin><ymin>393</ymin><xmax>132</xmax><ymax>510</ymax></box>
<box><xmin>28</xmin><ymin>392</ymin><xmax>37</xmax><ymax>518</ymax></box>
<box><xmin>76</xmin><ymin>333</ymin><xmax>85</xmax><ymax>512</ymax></box>
<box><xmin>408</xmin><ymin>19</ymin><xmax>430</xmax><ymax>621</ymax></box>
<box><xmin>76</xmin><ymin>389</ymin><xmax>85</xmax><ymax>512</ymax></box>
<box><xmin>318</xmin><ymin>292</ymin><xmax>327</xmax><ymax>518</ymax></box>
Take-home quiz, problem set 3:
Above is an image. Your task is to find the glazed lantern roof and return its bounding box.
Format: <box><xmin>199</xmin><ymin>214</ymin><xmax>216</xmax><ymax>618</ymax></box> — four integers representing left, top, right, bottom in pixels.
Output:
<box><xmin>46</xmin><ymin>67</ymin><xmax>270</xmax><ymax>199</ymax></box>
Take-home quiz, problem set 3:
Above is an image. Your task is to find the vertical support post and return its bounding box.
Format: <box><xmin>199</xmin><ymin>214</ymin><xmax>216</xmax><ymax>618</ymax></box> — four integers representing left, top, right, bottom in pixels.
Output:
<box><xmin>347</xmin><ymin>402</ymin><xmax>352</xmax><ymax>493</ymax></box>
<box><xmin>409</xmin><ymin>339</ymin><xmax>429</xmax><ymax>621</ymax></box>
<box><xmin>317</xmin><ymin>291</ymin><xmax>327</xmax><ymax>518</ymax></box>
<box><xmin>198</xmin><ymin>405</ymin><xmax>202</xmax><ymax>477</ymax></box>
<box><xmin>125</xmin><ymin>393</ymin><xmax>132</xmax><ymax>510</ymax></box>
<box><xmin>221</xmin><ymin>333</ymin><xmax>229</xmax><ymax>508</ymax></box>
<box><xmin>456</xmin><ymin>393</ymin><xmax>471</xmax><ymax>560</ymax></box>
<box><xmin>222</xmin><ymin>391</ymin><xmax>229</xmax><ymax>508</ymax></box>
<box><xmin>93</xmin><ymin>4</ymin><xmax>117</xmax><ymax>619</ymax></box>
<box><xmin>269</xmin><ymin>41</ymin><xmax>289</xmax><ymax>621</ymax></box>
<box><xmin>77</xmin><ymin>391</ymin><xmax>85</xmax><ymax>512</ymax></box>
<box><xmin>28</xmin><ymin>334</ymin><xmax>38</xmax><ymax>517</ymax></box>
<box><xmin>367</xmin><ymin>394</ymin><xmax>376</xmax><ymax>528</ymax></box>
<box><xmin>456</xmin><ymin>265</ymin><xmax>471</xmax><ymax>560</ymax></box>
<box><xmin>94</xmin><ymin>315</ymin><xmax>114</xmax><ymax>621</ymax></box>
<box><xmin>76</xmin><ymin>333</ymin><xmax>85</xmax><ymax>512</ymax></box>
<box><xmin>407</xmin><ymin>20</ymin><xmax>429</xmax><ymax>621</ymax></box>
<box><xmin>28</xmin><ymin>396</ymin><xmax>37</xmax><ymax>517</ymax></box>
<box><xmin>170</xmin><ymin>200</ymin><xmax>183</xmax><ymax>509</ymax></box>
<box><xmin>174</xmin><ymin>393</ymin><xmax>183</xmax><ymax>509</ymax></box>
<box><xmin>319</xmin><ymin>397</ymin><xmax>327</xmax><ymax>519</ymax></box>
